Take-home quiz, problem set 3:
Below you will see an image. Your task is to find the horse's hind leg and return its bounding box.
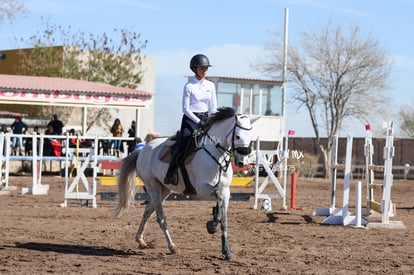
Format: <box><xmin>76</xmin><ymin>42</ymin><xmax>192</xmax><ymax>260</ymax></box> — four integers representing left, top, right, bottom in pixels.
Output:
<box><xmin>154</xmin><ymin>186</ymin><xmax>177</xmax><ymax>254</ymax></box>
<box><xmin>135</xmin><ymin>202</ymin><xmax>155</xmax><ymax>248</ymax></box>
<box><xmin>155</xmin><ymin>204</ymin><xmax>177</xmax><ymax>254</ymax></box>
<box><xmin>137</xmin><ymin>182</ymin><xmax>176</xmax><ymax>254</ymax></box>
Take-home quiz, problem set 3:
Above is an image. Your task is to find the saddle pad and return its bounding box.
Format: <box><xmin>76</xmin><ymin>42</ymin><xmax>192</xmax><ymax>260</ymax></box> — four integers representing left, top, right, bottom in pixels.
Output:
<box><xmin>157</xmin><ymin>140</ymin><xmax>197</xmax><ymax>164</ymax></box>
<box><xmin>158</xmin><ymin>143</ymin><xmax>174</xmax><ymax>163</ymax></box>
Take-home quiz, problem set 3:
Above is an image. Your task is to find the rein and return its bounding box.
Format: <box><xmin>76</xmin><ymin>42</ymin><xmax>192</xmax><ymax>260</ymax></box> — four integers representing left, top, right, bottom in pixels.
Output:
<box><xmin>194</xmin><ymin>114</ymin><xmax>252</xmax><ymax>187</ymax></box>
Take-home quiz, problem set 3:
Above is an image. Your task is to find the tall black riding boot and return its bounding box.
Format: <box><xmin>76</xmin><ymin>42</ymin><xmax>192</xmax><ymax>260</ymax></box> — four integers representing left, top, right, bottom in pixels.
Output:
<box><xmin>164</xmin><ymin>154</ymin><xmax>179</xmax><ymax>185</ymax></box>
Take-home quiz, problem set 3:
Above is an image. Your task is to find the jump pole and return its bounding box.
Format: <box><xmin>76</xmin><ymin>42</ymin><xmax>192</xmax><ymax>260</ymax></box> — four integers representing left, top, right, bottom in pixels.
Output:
<box><xmin>290</xmin><ymin>171</ymin><xmax>302</xmax><ymax>210</ymax></box>
<box><xmin>353</xmin><ymin>181</ymin><xmax>365</xmax><ymax>228</ymax></box>
<box><xmin>290</xmin><ymin>172</ymin><xmax>297</xmax><ymax>209</ymax></box>
<box><xmin>313</xmin><ymin>135</ymin><xmax>340</xmax><ymax>216</ymax></box>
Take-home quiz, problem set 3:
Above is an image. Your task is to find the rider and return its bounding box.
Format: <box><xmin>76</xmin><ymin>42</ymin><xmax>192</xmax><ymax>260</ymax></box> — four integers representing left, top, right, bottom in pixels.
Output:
<box><xmin>164</xmin><ymin>54</ymin><xmax>217</xmax><ymax>185</ymax></box>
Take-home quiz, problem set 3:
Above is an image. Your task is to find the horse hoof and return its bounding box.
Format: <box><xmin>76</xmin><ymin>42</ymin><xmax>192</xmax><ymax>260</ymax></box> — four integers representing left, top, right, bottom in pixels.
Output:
<box><xmin>206</xmin><ymin>220</ymin><xmax>218</xmax><ymax>234</ymax></box>
<box><xmin>136</xmin><ymin>238</ymin><xmax>147</xmax><ymax>249</ymax></box>
<box><xmin>169</xmin><ymin>245</ymin><xmax>178</xmax><ymax>254</ymax></box>
<box><xmin>224</xmin><ymin>252</ymin><xmax>236</xmax><ymax>261</ymax></box>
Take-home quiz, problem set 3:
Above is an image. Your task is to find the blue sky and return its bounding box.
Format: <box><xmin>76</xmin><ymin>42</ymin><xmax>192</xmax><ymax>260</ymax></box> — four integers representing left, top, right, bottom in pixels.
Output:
<box><xmin>1</xmin><ymin>0</ymin><xmax>413</xmax><ymax>137</ymax></box>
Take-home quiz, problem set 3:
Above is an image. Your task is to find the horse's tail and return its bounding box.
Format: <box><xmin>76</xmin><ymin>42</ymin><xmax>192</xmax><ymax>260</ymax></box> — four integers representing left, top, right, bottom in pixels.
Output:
<box><xmin>113</xmin><ymin>149</ymin><xmax>140</xmax><ymax>218</ymax></box>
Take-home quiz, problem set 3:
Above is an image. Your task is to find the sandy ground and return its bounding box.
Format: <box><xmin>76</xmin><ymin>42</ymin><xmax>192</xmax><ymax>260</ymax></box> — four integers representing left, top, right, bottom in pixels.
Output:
<box><xmin>1</xmin><ymin>175</ymin><xmax>414</xmax><ymax>274</ymax></box>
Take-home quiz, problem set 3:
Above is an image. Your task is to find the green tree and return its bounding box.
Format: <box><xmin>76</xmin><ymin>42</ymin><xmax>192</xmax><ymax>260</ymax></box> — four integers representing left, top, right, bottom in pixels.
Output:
<box><xmin>15</xmin><ymin>19</ymin><xmax>147</xmax><ymax>130</ymax></box>
<box><xmin>256</xmin><ymin>23</ymin><xmax>392</xmax><ymax>178</ymax></box>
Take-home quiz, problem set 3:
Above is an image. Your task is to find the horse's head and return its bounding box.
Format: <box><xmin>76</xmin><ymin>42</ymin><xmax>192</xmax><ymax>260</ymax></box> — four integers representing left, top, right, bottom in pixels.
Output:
<box><xmin>229</xmin><ymin>114</ymin><xmax>253</xmax><ymax>168</ymax></box>
<box><xmin>205</xmin><ymin>107</ymin><xmax>254</xmax><ymax>169</ymax></box>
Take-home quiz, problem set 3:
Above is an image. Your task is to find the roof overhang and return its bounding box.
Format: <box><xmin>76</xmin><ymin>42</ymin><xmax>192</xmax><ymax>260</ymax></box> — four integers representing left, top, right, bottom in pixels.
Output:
<box><xmin>0</xmin><ymin>74</ymin><xmax>153</xmax><ymax>109</ymax></box>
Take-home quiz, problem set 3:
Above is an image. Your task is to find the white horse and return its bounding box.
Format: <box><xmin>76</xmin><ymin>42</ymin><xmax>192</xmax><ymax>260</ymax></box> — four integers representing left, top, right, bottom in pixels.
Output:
<box><xmin>114</xmin><ymin>107</ymin><xmax>253</xmax><ymax>260</ymax></box>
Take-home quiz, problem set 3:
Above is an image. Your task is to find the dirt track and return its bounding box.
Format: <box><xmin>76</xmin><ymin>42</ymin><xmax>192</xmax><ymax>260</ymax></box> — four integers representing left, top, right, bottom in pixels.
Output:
<box><xmin>1</xmin><ymin>176</ymin><xmax>414</xmax><ymax>274</ymax></box>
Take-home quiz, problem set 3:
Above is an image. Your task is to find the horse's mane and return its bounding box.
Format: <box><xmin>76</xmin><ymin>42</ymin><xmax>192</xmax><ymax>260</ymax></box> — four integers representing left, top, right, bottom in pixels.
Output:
<box><xmin>207</xmin><ymin>107</ymin><xmax>236</xmax><ymax>126</ymax></box>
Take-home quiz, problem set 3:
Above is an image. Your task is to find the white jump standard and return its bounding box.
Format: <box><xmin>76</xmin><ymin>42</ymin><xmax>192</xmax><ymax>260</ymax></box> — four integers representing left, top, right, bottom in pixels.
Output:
<box><xmin>365</xmin><ymin>122</ymin><xmax>405</xmax><ymax>229</ymax></box>
<box><xmin>252</xmin><ymin>137</ymin><xmax>287</xmax><ymax>211</ymax></box>
<box><xmin>316</xmin><ymin>134</ymin><xmax>368</xmax><ymax>226</ymax></box>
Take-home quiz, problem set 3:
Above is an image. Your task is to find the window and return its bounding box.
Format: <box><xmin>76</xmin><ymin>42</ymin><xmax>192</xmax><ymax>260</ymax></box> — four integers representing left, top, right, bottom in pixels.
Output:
<box><xmin>215</xmin><ymin>78</ymin><xmax>283</xmax><ymax>117</ymax></box>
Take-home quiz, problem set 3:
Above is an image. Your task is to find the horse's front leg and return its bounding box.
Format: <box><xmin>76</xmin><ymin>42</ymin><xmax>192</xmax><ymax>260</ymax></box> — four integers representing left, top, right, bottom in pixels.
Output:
<box><xmin>220</xmin><ymin>192</ymin><xmax>235</xmax><ymax>260</ymax></box>
<box><xmin>217</xmin><ymin>187</ymin><xmax>235</xmax><ymax>260</ymax></box>
<box><xmin>206</xmin><ymin>202</ymin><xmax>220</xmax><ymax>234</ymax></box>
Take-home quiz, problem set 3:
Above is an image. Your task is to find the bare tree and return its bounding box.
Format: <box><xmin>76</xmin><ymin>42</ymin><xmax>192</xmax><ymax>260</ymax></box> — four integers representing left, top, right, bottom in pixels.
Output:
<box><xmin>13</xmin><ymin>19</ymin><xmax>147</xmax><ymax>130</ymax></box>
<box><xmin>0</xmin><ymin>0</ymin><xmax>26</xmax><ymax>23</ymax></box>
<box><xmin>398</xmin><ymin>105</ymin><xmax>414</xmax><ymax>137</ymax></box>
<box><xmin>256</xmin><ymin>23</ymin><xmax>392</xmax><ymax>178</ymax></box>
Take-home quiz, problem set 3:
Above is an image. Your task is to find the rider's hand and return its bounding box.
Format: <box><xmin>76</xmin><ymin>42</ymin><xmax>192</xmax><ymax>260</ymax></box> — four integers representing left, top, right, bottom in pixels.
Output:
<box><xmin>198</xmin><ymin>120</ymin><xmax>206</xmax><ymax>129</ymax></box>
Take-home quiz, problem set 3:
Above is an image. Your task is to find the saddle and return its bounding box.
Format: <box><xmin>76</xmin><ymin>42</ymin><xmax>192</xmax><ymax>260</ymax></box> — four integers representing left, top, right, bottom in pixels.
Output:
<box><xmin>157</xmin><ymin>131</ymin><xmax>201</xmax><ymax>164</ymax></box>
<box><xmin>158</xmin><ymin>129</ymin><xmax>205</xmax><ymax>196</ymax></box>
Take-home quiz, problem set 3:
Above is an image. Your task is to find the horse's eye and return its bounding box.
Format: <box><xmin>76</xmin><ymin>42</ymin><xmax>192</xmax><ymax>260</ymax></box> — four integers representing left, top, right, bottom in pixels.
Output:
<box><xmin>236</xmin><ymin>135</ymin><xmax>240</xmax><ymax>140</ymax></box>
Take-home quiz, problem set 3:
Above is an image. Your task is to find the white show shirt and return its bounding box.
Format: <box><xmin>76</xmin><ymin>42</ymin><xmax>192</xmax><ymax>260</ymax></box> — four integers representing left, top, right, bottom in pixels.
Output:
<box><xmin>182</xmin><ymin>76</ymin><xmax>217</xmax><ymax>124</ymax></box>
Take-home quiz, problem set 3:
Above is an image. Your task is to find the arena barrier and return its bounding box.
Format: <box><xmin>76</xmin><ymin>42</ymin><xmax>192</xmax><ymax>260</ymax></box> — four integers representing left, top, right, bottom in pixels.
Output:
<box><xmin>96</xmin><ymin>161</ymin><xmax>253</xmax><ymax>187</ymax></box>
<box><xmin>0</xmin><ymin>132</ymin><xmax>50</xmax><ymax>195</ymax></box>
<box><xmin>0</xmin><ymin>133</ymin><xmax>129</xmax><ymax>206</ymax></box>
<box><xmin>252</xmin><ymin>137</ymin><xmax>288</xmax><ymax>211</ymax></box>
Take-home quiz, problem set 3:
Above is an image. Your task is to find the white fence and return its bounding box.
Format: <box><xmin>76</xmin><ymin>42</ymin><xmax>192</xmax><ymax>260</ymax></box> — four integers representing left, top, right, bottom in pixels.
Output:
<box><xmin>0</xmin><ymin>132</ymin><xmax>133</xmax><ymax>207</ymax></box>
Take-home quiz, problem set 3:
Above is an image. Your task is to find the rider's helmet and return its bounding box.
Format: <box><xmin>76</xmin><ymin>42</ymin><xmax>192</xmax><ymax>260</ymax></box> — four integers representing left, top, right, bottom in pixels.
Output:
<box><xmin>190</xmin><ymin>54</ymin><xmax>212</xmax><ymax>73</ymax></box>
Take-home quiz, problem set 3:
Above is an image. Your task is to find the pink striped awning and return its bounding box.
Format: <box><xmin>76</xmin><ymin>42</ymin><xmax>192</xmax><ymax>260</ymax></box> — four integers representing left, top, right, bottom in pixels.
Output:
<box><xmin>0</xmin><ymin>74</ymin><xmax>153</xmax><ymax>108</ymax></box>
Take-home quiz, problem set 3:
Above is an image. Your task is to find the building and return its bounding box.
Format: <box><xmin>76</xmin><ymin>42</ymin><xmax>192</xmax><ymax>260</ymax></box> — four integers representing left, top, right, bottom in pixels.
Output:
<box><xmin>209</xmin><ymin>76</ymin><xmax>285</xmax><ymax>143</ymax></box>
<box><xmin>0</xmin><ymin>47</ymin><xmax>156</xmax><ymax>139</ymax></box>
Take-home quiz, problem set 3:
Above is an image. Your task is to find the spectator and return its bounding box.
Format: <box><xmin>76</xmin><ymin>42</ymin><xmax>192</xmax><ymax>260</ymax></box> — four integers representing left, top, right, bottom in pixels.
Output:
<box><xmin>68</xmin><ymin>128</ymin><xmax>78</xmax><ymax>148</ymax></box>
<box><xmin>110</xmin><ymin>118</ymin><xmax>124</xmax><ymax>157</ymax></box>
<box><xmin>133</xmin><ymin>137</ymin><xmax>144</xmax><ymax>150</ymax></box>
<box><xmin>10</xmin><ymin>116</ymin><xmax>28</xmax><ymax>156</ymax></box>
<box><xmin>68</xmin><ymin>128</ymin><xmax>92</xmax><ymax>148</ymax></box>
<box><xmin>25</xmin><ymin>126</ymin><xmax>40</xmax><ymax>156</ymax></box>
<box><xmin>44</xmin><ymin>124</ymin><xmax>57</xmax><ymax>156</ymax></box>
<box><xmin>0</xmin><ymin>125</ymin><xmax>8</xmax><ymax>134</ymax></box>
<box><xmin>127</xmin><ymin>120</ymin><xmax>136</xmax><ymax>154</ymax></box>
<box><xmin>47</xmin><ymin>114</ymin><xmax>64</xmax><ymax>135</ymax></box>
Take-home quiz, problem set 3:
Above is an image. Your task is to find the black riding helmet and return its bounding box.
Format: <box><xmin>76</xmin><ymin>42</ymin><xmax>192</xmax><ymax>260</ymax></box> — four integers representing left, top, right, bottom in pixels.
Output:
<box><xmin>190</xmin><ymin>54</ymin><xmax>212</xmax><ymax>73</ymax></box>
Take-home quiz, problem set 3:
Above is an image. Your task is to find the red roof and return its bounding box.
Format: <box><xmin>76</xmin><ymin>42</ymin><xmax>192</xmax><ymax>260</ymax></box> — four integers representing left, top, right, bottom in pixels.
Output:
<box><xmin>0</xmin><ymin>74</ymin><xmax>153</xmax><ymax>96</ymax></box>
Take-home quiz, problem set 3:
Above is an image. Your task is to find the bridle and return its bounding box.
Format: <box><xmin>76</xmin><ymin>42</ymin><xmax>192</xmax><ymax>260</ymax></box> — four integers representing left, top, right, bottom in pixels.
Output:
<box><xmin>228</xmin><ymin>114</ymin><xmax>253</xmax><ymax>156</ymax></box>
<box><xmin>194</xmin><ymin>114</ymin><xmax>252</xmax><ymax>185</ymax></box>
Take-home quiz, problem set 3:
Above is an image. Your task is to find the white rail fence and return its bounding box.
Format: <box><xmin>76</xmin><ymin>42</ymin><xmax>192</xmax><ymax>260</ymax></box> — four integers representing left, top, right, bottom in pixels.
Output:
<box><xmin>0</xmin><ymin>132</ymin><xmax>132</xmax><ymax>207</ymax></box>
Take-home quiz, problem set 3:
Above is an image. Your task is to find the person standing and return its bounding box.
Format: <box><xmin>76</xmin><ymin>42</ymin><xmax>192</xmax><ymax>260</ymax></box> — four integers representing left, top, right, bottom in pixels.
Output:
<box><xmin>127</xmin><ymin>120</ymin><xmax>136</xmax><ymax>154</ymax></box>
<box><xmin>10</xmin><ymin>116</ymin><xmax>28</xmax><ymax>156</ymax></box>
<box><xmin>110</xmin><ymin>118</ymin><xmax>124</xmax><ymax>157</ymax></box>
<box><xmin>164</xmin><ymin>54</ymin><xmax>217</xmax><ymax>185</ymax></box>
<box><xmin>47</xmin><ymin>114</ymin><xmax>64</xmax><ymax>135</ymax></box>
<box><xmin>24</xmin><ymin>126</ymin><xmax>40</xmax><ymax>156</ymax></box>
